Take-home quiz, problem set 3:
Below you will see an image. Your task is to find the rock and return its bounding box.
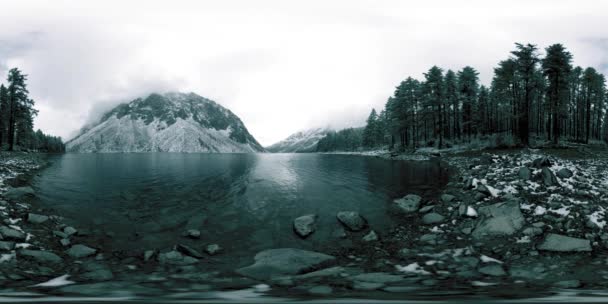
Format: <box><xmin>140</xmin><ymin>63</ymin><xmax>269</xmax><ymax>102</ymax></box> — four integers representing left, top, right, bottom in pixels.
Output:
<box><xmin>184</xmin><ymin>229</ymin><xmax>201</xmax><ymax>239</ymax></box>
<box><xmin>419</xmin><ymin>205</ymin><xmax>434</xmax><ymax>213</ymax></box>
<box><xmin>53</xmin><ymin>230</ymin><xmax>68</xmax><ymax>239</ymax></box>
<box><xmin>308</xmin><ymin>285</ymin><xmax>333</xmax><ymax>295</ymax></box>
<box><xmin>532</xmin><ymin>157</ymin><xmax>552</xmax><ymax>168</ymax></box>
<box><xmin>4</xmin><ymin>186</ymin><xmax>35</xmax><ymax>201</ymax></box>
<box><xmin>0</xmin><ymin>241</ymin><xmax>15</xmax><ymax>251</ymax></box>
<box><xmin>518</xmin><ymin>167</ymin><xmax>532</xmax><ymax>180</ymax></box>
<box><xmin>60</xmin><ymin>238</ymin><xmax>71</xmax><ymax>247</ymax></box>
<box><xmin>440</xmin><ymin>194</ymin><xmax>456</xmax><ymax>204</ymax></box>
<box><xmin>293</xmin><ymin>214</ymin><xmax>317</xmax><ymax>238</ymax></box>
<box><xmin>541</xmin><ymin>167</ymin><xmax>559</xmax><ymax>186</ymax></box>
<box><xmin>393</xmin><ymin>194</ymin><xmax>422</xmax><ymax>213</ymax></box>
<box><xmin>82</xmin><ymin>269</ymin><xmax>114</xmax><ymax>281</ymax></box>
<box><xmin>66</xmin><ymin>244</ymin><xmax>97</xmax><ymax>258</ymax></box>
<box><xmin>176</xmin><ymin>244</ymin><xmax>204</xmax><ymax>258</ymax></box>
<box><xmin>556</xmin><ymin>168</ymin><xmax>574</xmax><ymax>179</ymax></box>
<box><xmin>158</xmin><ymin>250</ymin><xmax>198</xmax><ymax>265</ymax></box>
<box><xmin>205</xmin><ymin>244</ymin><xmax>222</xmax><ymax>255</ymax></box>
<box><xmin>422</xmin><ymin>213</ymin><xmax>445</xmax><ymax>225</ymax></box>
<box><xmin>476</xmin><ymin>185</ymin><xmax>492</xmax><ymax>196</ymax></box>
<box><xmin>362</xmin><ymin>230</ymin><xmax>378</xmax><ymax>242</ymax></box>
<box><xmin>332</xmin><ymin>226</ymin><xmax>347</xmax><ymax>238</ymax></box>
<box><xmin>63</xmin><ymin>226</ymin><xmax>78</xmax><ymax>236</ymax></box>
<box><xmin>143</xmin><ymin>250</ymin><xmax>156</xmax><ymax>262</ymax></box>
<box><xmin>352</xmin><ymin>281</ymin><xmax>384</xmax><ymax>291</ymax></box>
<box><xmin>478</xmin><ymin>264</ymin><xmax>506</xmax><ymax>276</ymax></box>
<box><xmin>522</xmin><ymin>227</ymin><xmax>543</xmax><ymax>236</ymax></box>
<box><xmin>350</xmin><ymin>272</ymin><xmax>405</xmax><ymax>284</ymax></box>
<box><xmin>472</xmin><ymin>199</ymin><xmax>525</xmax><ymax>239</ymax></box>
<box><xmin>474</xmin><ymin>192</ymin><xmax>488</xmax><ymax>201</ymax></box>
<box><xmin>336</xmin><ymin>211</ymin><xmax>367</xmax><ymax>231</ymax></box>
<box><xmin>19</xmin><ymin>249</ymin><xmax>63</xmax><ymax>263</ymax></box>
<box><xmin>554</xmin><ymin>280</ymin><xmax>581</xmax><ymax>288</ymax></box>
<box><xmin>27</xmin><ymin>213</ymin><xmax>49</xmax><ymax>224</ymax></box>
<box><xmin>537</xmin><ymin>234</ymin><xmax>591</xmax><ymax>252</ymax></box>
<box><xmin>419</xmin><ymin>234</ymin><xmax>437</xmax><ymax>244</ymax></box>
<box><xmin>236</xmin><ymin>248</ymin><xmax>336</xmax><ymax>280</ymax></box>
<box><xmin>0</xmin><ymin>226</ymin><xmax>26</xmax><ymax>241</ymax></box>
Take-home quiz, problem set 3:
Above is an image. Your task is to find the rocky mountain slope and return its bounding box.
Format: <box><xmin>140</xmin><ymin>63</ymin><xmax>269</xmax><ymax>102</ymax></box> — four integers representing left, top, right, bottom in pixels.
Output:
<box><xmin>266</xmin><ymin>127</ymin><xmax>331</xmax><ymax>153</ymax></box>
<box><xmin>67</xmin><ymin>92</ymin><xmax>264</xmax><ymax>153</ymax></box>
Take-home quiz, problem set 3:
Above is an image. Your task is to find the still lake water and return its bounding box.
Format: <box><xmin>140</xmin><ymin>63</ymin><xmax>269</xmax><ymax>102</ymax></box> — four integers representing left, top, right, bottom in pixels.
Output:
<box><xmin>32</xmin><ymin>153</ymin><xmax>448</xmax><ymax>267</ymax></box>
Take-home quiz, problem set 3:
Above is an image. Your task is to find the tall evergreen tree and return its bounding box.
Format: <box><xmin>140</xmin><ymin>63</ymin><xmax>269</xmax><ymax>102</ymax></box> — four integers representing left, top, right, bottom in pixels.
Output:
<box><xmin>458</xmin><ymin>66</ymin><xmax>479</xmax><ymax>140</ymax></box>
<box><xmin>511</xmin><ymin>43</ymin><xmax>539</xmax><ymax>146</ymax></box>
<box><xmin>542</xmin><ymin>44</ymin><xmax>572</xmax><ymax>145</ymax></box>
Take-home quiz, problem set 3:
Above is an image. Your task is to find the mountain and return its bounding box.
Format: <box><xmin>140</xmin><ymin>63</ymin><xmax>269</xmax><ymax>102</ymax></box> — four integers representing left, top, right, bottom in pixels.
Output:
<box><xmin>67</xmin><ymin>92</ymin><xmax>265</xmax><ymax>153</ymax></box>
<box><xmin>266</xmin><ymin>127</ymin><xmax>332</xmax><ymax>153</ymax></box>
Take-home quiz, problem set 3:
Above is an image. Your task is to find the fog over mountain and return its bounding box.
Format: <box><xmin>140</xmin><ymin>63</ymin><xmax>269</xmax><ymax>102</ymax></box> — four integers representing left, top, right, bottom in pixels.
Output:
<box><xmin>1</xmin><ymin>1</ymin><xmax>608</xmax><ymax>146</ymax></box>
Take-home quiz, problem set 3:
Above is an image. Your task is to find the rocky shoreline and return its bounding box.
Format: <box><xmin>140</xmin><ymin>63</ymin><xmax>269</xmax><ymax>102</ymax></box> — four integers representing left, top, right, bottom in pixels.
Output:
<box><xmin>1</xmin><ymin>149</ymin><xmax>607</xmax><ymax>301</ymax></box>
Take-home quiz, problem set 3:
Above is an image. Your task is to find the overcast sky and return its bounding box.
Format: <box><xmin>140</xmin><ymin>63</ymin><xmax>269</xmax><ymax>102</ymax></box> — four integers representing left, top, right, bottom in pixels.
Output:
<box><xmin>1</xmin><ymin>0</ymin><xmax>608</xmax><ymax>146</ymax></box>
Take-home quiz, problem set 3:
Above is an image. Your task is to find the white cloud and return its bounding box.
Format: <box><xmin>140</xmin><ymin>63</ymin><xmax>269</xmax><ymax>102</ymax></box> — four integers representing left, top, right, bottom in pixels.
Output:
<box><xmin>0</xmin><ymin>0</ymin><xmax>607</xmax><ymax>145</ymax></box>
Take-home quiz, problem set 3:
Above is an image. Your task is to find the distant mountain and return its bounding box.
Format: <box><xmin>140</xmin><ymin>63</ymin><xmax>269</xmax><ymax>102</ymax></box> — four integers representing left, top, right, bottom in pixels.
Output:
<box><xmin>266</xmin><ymin>127</ymin><xmax>332</xmax><ymax>153</ymax></box>
<box><xmin>67</xmin><ymin>92</ymin><xmax>265</xmax><ymax>153</ymax></box>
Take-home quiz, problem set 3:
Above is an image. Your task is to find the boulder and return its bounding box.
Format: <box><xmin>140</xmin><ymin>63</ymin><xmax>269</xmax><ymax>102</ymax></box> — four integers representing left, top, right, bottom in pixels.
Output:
<box><xmin>422</xmin><ymin>213</ymin><xmax>445</xmax><ymax>225</ymax></box>
<box><xmin>19</xmin><ymin>249</ymin><xmax>63</xmax><ymax>263</ymax></box>
<box><xmin>537</xmin><ymin>233</ymin><xmax>591</xmax><ymax>252</ymax></box>
<box><xmin>158</xmin><ymin>250</ymin><xmax>198</xmax><ymax>265</ymax></box>
<box><xmin>66</xmin><ymin>244</ymin><xmax>97</xmax><ymax>258</ymax></box>
<box><xmin>440</xmin><ymin>194</ymin><xmax>456</xmax><ymax>204</ymax></box>
<box><xmin>478</xmin><ymin>264</ymin><xmax>506</xmax><ymax>276</ymax></box>
<box><xmin>393</xmin><ymin>194</ymin><xmax>422</xmax><ymax>214</ymax></box>
<box><xmin>350</xmin><ymin>272</ymin><xmax>405</xmax><ymax>284</ymax></box>
<box><xmin>176</xmin><ymin>244</ymin><xmax>204</xmax><ymax>258</ymax></box>
<box><xmin>27</xmin><ymin>213</ymin><xmax>49</xmax><ymax>224</ymax></box>
<box><xmin>236</xmin><ymin>248</ymin><xmax>335</xmax><ymax>280</ymax></box>
<box><xmin>293</xmin><ymin>214</ymin><xmax>317</xmax><ymax>238</ymax></box>
<box><xmin>205</xmin><ymin>244</ymin><xmax>222</xmax><ymax>255</ymax></box>
<box><xmin>0</xmin><ymin>226</ymin><xmax>26</xmax><ymax>241</ymax></box>
<box><xmin>471</xmin><ymin>199</ymin><xmax>525</xmax><ymax>239</ymax></box>
<box><xmin>64</xmin><ymin>226</ymin><xmax>78</xmax><ymax>236</ymax></box>
<box><xmin>540</xmin><ymin>167</ymin><xmax>559</xmax><ymax>186</ymax></box>
<box><xmin>362</xmin><ymin>230</ymin><xmax>378</xmax><ymax>242</ymax></box>
<box><xmin>184</xmin><ymin>229</ymin><xmax>201</xmax><ymax>239</ymax></box>
<box><xmin>556</xmin><ymin>168</ymin><xmax>574</xmax><ymax>179</ymax></box>
<box><xmin>4</xmin><ymin>186</ymin><xmax>35</xmax><ymax>201</ymax></box>
<box><xmin>532</xmin><ymin>157</ymin><xmax>552</xmax><ymax>168</ymax></box>
<box><xmin>518</xmin><ymin>167</ymin><xmax>532</xmax><ymax>180</ymax></box>
<box><xmin>336</xmin><ymin>211</ymin><xmax>367</xmax><ymax>231</ymax></box>
<box><xmin>143</xmin><ymin>250</ymin><xmax>156</xmax><ymax>262</ymax></box>
<box><xmin>0</xmin><ymin>241</ymin><xmax>15</xmax><ymax>251</ymax></box>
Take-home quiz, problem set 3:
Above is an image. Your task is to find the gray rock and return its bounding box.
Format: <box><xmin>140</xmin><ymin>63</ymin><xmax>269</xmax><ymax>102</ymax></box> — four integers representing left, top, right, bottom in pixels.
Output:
<box><xmin>532</xmin><ymin>157</ymin><xmax>552</xmax><ymax>168</ymax></box>
<box><xmin>236</xmin><ymin>248</ymin><xmax>335</xmax><ymax>280</ymax></box>
<box><xmin>537</xmin><ymin>233</ymin><xmax>591</xmax><ymax>252</ymax></box>
<box><xmin>158</xmin><ymin>250</ymin><xmax>198</xmax><ymax>265</ymax></box>
<box><xmin>541</xmin><ymin>167</ymin><xmax>559</xmax><ymax>186</ymax></box>
<box><xmin>0</xmin><ymin>241</ymin><xmax>15</xmax><ymax>251</ymax></box>
<box><xmin>350</xmin><ymin>272</ymin><xmax>405</xmax><ymax>284</ymax></box>
<box><xmin>60</xmin><ymin>238</ymin><xmax>71</xmax><ymax>247</ymax></box>
<box><xmin>352</xmin><ymin>281</ymin><xmax>385</xmax><ymax>291</ymax></box>
<box><xmin>440</xmin><ymin>194</ymin><xmax>455</xmax><ymax>204</ymax></box>
<box><xmin>522</xmin><ymin>227</ymin><xmax>543</xmax><ymax>236</ymax></box>
<box><xmin>308</xmin><ymin>285</ymin><xmax>333</xmax><ymax>295</ymax></box>
<box><xmin>419</xmin><ymin>233</ymin><xmax>437</xmax><ymax>244</ymax></box>
<box><xmin>419</xmin><ymin>205</ymin><xmax>435</xmax><ymax>213</ymax></box>
<box><xmin>19</xmin><ymin>249</ymin><xmax>63</xmax><ymax>263</ymax></box>
<box><xmin>53</xmin><ymin>230</ymin><xmax>68</xmax><ymax>239</ymax></box>
<box><xmin>4</xmin><ymin>186</ymin><xmax>35</xmax><ymax>201</ymax></box>
<box><xmin>554</xmin><ymin>280</ymin><xmax>581</xmax><ymax>288</ymax></box>
<box><xmin>81</xmin><ymin>269</ymin><xmax>114</xmax><ymax>281</ymax></box>
<box><xmin>476</xmin><ymin>185</ymin><xmax>492</xmax><ymax>196</ymax></box>
<box><xmin>393</xmin><ymin>194</ymin><xmax>422</xmax><ymax>213</ymax></box>
<box><xmin>472</xmin><ymin>199</ymin><xmax>525</xmax><ymax>239</ymax></box>
<box><xmin>176</xmin><ymin>244</ymin><xmax>204</xmax><ymax>258</ymax></box>
<box><xmin>478</xmin><ymin>264</ymin><xmax>506</xmax><ymax>276</ymax></box>
<box><xmin>336</xmin><ymin>211</ymin><xmax>367</xmax><ymax>231</ymax></box>
<box><xmin>27</xmin><ymin>213</ymin><xmax>49</xmax><ymax>224</ymax></box>
<box><xmin>64</xmin><ymin>226</ymin><xmax>78</xmax><ymax>236</ymax></box>
<box><xmin>0</xmin><ymin>226</ymin><xmax>26</xmax><ymax>241</ymax></box>
<box><xmin>66</xmin><ymin>244</ymin><xmax>97</xmax><ymax>258</ymax></box>
<box><xmin>422</xmin><ymin>213</ymin><xmax>445</xmax><ymax>225</ymax></box>
<box><xmin>518</xmin><ymin>167</ymin><xmax>532</xmax><ymax>180</ymax></box>
<box><xmin>143</xmin><ymin>250</ymin><xmax>156</xmax><ymax>262</ymax></box>
<box><xmin>362</xmin><ymin>230</ymin><xmax>378</xmax><ymax>242</ymax></box>
<box><xmin>556</xmin><ymin>168</ymin><xmax>574</xmax><ymax>179</ymax></box>
<box><xmin>293</xmin><ymin>214</ymin><xmax>317</xmax><ymax>238</ymax></box>
<box><xmin>205</xmin><ymin>244</ymin><xmax>222</xmax><ymax>255</ymax></box>
<box><xmin>184</xmin><ymin>229</ymin><xmax>201</xmax><ymax>239</ymax></box>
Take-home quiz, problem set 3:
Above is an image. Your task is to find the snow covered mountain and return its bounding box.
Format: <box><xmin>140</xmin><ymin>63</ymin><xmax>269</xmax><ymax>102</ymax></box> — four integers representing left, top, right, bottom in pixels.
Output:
<box><xmin>67</xmin><ymin>92</ymin><xmax>265</xmax><ymax>153</ymax></box>
<box><xmin>266</xmin><ymin>128</ymin><xmax>331</xmax><ymax>153</ymax></box>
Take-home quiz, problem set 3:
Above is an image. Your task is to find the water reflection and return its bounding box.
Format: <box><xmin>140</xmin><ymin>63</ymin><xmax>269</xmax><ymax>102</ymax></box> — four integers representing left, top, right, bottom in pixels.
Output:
<box><xmin>33</xmin><ymin>153</ymin><xmax>448</xmax><ymax>267</ymax></box>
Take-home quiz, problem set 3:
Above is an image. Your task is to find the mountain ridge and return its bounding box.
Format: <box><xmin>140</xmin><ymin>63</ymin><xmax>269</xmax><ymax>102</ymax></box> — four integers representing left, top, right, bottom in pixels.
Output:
<box><xmin>266</xmin><ymin>127</ymin><xmax>332</xmax><ymax>153</ymax></box>
<box><xmin>67</xmin><ymin>92</ymin><xmax>265</xmax><ymax>153</ymax></box>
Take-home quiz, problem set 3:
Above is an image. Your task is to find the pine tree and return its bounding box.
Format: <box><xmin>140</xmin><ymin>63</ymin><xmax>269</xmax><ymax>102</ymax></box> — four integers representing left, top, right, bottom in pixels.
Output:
<box><xmin>542</xmin><ymin>44</ymin><xmax>572</xmax><ymax>145</ymax></box>
<box><xmin>511</xmin><ymin>43</ymin><xmax>539</xmax><ymax>146</ymax></box>
<box><xmin>7</xmin><ymin>68</ymin><xmax>31</xmax><ymax>151</ymax></box>
<box><xmin>458</xmin><ymin>66</ymin><xmax>479</xmax><ymax>140</ymax></box>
